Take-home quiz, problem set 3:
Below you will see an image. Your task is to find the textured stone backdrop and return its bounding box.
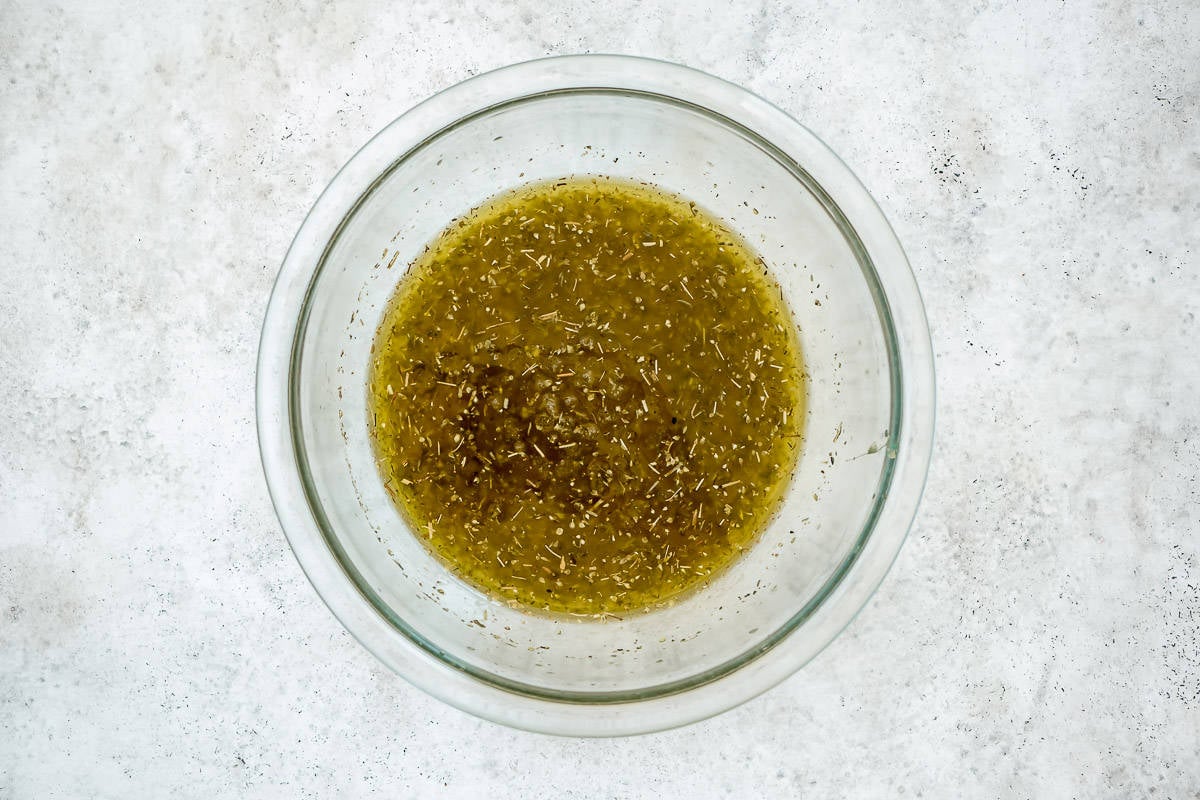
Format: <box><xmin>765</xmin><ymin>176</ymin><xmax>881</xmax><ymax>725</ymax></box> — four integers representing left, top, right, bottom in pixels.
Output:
<box><xmin>1</xmin><ymin>1</ymin><xmax>1197</xmax><ymax>797</ymax></box>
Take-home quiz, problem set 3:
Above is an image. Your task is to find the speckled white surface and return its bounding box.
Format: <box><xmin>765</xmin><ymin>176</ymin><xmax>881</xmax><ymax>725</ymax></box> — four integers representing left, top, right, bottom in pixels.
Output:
<box><xmin>2</xmin><ymin>1</ymin><xmax>1198</xmax><ymax>797</ymax></box>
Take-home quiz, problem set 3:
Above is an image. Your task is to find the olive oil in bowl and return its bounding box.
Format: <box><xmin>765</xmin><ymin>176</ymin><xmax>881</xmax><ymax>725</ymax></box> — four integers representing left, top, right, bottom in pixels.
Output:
<box><xmin>368</xmin><ymin>176</ymin><xmax>805</xmax><ymax>615</ymax></box>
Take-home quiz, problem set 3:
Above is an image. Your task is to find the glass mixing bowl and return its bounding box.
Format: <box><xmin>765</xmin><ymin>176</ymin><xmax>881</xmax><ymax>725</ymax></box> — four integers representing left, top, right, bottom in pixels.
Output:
<box><xmin>257</xmin><ymin>55</ymin><xmax>934</xmax><ymax>736</ymax></box>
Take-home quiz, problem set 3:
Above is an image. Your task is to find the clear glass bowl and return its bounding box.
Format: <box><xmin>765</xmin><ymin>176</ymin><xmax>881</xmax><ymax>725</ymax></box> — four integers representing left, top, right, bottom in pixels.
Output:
<box><xmin>257</xmin><ymin>55</ymin><xmax>934</xmax><ymax>736</ymax></box>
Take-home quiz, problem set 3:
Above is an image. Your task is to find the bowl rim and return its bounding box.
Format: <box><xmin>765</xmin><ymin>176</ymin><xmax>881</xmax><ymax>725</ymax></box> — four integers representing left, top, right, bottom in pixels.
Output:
<box><xmin>257</xmin><ymin>53</ymin><xmax>936</xmax><ymax>736</ymax></box>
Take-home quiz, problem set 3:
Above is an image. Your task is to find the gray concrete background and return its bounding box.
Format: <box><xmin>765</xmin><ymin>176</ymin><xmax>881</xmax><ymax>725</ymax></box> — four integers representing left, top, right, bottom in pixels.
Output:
<box><xmin>2</xmin><ymin>1</ymin><xmax>1197</xmax><ymax>797</ymax></box>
